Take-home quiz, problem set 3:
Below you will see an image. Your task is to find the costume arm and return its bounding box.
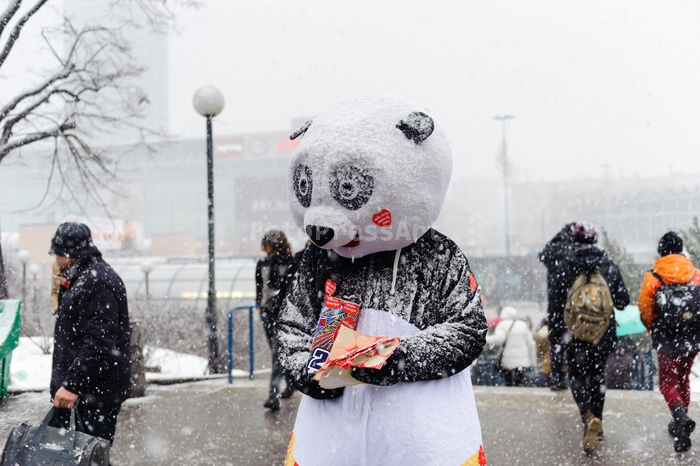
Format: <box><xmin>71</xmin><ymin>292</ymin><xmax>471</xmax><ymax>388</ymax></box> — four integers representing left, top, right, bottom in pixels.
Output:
<box><xmin>276</xmin><ymin>256</ymin><xmax>344</xmax><ymax>400</ymax></box>
<box><xmin>62</xmin><ymin>280</ymin><xmax>120</xmax><ymax>397</ymax></box>
<box><xmin>637</xmin><ymin>271</ymin><xmax>658</xmax><ymax>331</ymax></box>
<box><xmin>353</xmin><ymin>251</ymin><xmax>487</xmax><ymax>386</ymax></box>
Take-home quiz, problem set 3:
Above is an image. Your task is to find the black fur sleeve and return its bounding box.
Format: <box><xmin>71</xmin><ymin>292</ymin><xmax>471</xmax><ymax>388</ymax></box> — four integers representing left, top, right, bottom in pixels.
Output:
<box><xmin>276</xmin><ymin>250</ymin><xmax>344</xmax><ymax>400</ymax></box>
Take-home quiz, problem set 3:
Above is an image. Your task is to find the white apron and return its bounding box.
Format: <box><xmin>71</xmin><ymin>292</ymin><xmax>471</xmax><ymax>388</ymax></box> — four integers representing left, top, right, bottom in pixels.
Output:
<box><xmin>285</xmin><ymin>308</ymin><xmax>486</xmax><ymax>466</ymax></box>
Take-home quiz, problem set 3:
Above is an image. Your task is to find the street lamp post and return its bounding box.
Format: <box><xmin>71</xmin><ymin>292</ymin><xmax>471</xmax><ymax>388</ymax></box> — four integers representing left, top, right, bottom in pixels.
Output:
<box><xmin>193</xmin><ymin>85</ymin><xmax>225</xmax><ymax>374</ymax></box>
<box><xmin>493</xmin><ymin>115</ymin><xmax>515</xmax><ymax>257</ymax></box>
<box><xmin>141</xmin><ymin>261</ymin><xmax>153</xmax><ymax>300</ymax></box>
<box><xmin>17</xmin><ymin>249</ymin><xmax>30</xmax><ymax>304</ymax></box>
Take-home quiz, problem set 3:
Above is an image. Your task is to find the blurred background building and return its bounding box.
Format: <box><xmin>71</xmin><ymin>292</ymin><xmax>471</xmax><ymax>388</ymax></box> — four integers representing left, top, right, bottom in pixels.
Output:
<box><xmin>64</xmin><ymin>0</ymin><xmax>169</xmax><ymax>142</ymax></box>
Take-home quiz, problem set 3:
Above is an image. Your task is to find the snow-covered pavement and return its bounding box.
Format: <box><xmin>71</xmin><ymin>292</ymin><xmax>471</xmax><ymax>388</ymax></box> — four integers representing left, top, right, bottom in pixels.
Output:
<box><xmin>3</xmin><ymin>379</ymin><xmax>700</xmax><ymax>465</ymax></box>
<box><xmin>6</xmin><ymin>337</ymin><xmax>700</xmax><ymax>464</ymax></box>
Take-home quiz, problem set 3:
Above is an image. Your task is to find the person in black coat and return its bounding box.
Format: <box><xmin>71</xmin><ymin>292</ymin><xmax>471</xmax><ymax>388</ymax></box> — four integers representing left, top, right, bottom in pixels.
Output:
<box><xmin>255</xmin><ymin>230</ymin><xmax>297</xmax><ymax>410</ymax></box>
<box><xmin>548</xmin><ymin>222</ymin><xmax>630</xmax><ymax>454</ymax></box>
<box><xmin>49</xmin><ymin>222</ymin><xmax>131</xmax><ymax>445</ymax></box>
<box><xmin>538</xmin><ymin>222</ymin><xmax>576</xmax><ymax>390</ymax></box>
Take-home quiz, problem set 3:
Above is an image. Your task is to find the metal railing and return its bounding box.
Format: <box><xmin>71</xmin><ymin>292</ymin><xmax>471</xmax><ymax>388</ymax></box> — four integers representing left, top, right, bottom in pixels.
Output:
<box><xmin>227</xmin><ymin>305</ymin><xmax>256</xmax><ymax>384</ymax></box>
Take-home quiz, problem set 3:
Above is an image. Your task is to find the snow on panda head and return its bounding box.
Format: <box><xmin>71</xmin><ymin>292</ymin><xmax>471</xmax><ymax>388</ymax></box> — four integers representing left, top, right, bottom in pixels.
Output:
<box><xmin>288</xmin><ymin>94</ymin><xmax>452</xmax><ymax>259</ymax></box>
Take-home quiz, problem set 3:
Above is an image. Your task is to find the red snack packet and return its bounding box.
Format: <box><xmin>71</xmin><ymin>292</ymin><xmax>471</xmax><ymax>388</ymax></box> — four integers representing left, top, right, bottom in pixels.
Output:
<box><xmin>307</xmin><ymin>279</ymin><xmax>360</xmax><ymax>373</ymax></box>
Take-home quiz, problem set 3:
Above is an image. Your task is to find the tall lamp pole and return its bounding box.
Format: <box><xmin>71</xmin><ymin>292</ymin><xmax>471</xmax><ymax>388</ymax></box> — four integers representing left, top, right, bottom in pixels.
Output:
<box><xmin>193</xmin><ymin>85</ymin><xmax>225</xmax><ymax>374</ymax></box>
<box><xmin>493</xmin><ymin>115</ymin><xmax>515</xmax><ymax>258</ymax></box>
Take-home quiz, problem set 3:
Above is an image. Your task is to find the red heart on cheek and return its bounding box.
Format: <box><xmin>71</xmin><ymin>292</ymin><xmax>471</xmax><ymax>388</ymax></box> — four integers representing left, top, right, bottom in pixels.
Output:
<box><xmin>372</xmin><ymin>209</ymin><xmax>392</xmax><ymax>227</ymax></box>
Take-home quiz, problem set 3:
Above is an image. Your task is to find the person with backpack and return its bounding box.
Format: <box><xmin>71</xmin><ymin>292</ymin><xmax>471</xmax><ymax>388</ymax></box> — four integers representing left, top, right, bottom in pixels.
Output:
<box><xmin>486</xmin><ymin>306</ymin><xmax>537</xmax><ymax>386</ymax></box>
<box><xmin>638</xmin><ymin>231</ymin><xmax>700</xmax><ymax>453</ymax></box>
<box><xmin>549</xmin><ymin>221</ymin><xmax>630</xmax><ymax>454</ymax></box>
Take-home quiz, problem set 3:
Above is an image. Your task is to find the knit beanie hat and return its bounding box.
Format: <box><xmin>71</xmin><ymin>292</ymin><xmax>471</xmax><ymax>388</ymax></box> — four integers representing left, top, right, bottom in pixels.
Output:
<box><xmin>658</xmin><ymin>231</ymin><xmax>683</xmax><ymax>257</ymax></box>
<box><xmin>49</xmin><ymin>222</ymin><xmax>101</xmax><ymax>258</ymax></box>
<box><xmin>572</xmin><ymin>221</ymin><xmax>598</xmax><ymax>244</ymax></box>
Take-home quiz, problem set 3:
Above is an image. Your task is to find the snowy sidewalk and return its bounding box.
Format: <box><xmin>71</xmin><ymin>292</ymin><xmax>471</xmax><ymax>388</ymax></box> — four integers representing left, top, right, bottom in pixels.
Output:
<box><xmin>3</xmin><ymin>379</ymin><xmax>700</xmax><ymax>465</ymax></box>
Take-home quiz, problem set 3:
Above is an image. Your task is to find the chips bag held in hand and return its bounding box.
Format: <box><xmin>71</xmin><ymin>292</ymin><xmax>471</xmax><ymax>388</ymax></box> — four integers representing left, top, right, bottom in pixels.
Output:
<box><xmin>314</xmin><ymin>323</ymin><xmax>401</xmax><ymax>389</ymax></box>
<box><xmin>307</xmin><ymin>280</ymin><xmax>360</xmax><ymax>373</ymax></box>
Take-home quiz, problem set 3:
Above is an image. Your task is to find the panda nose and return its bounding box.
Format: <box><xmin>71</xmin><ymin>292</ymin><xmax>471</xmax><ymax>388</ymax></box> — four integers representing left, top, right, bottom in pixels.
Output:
<box><xmin>306</xmin><ymin>225</ymin><xmax>335</xmax><ymax>247</ymax></box>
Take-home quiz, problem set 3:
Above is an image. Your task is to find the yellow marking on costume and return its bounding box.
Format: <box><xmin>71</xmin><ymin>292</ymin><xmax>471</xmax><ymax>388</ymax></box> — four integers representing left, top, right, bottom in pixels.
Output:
<box><xmin>284</xmin><ymin>432</ymin><xmax>297</xmax><ymax>466</ymax></box>
<box><xmin>462</xmin><ymin>445</ymin><xmax>486</xmax><ymax>466</ymax></box>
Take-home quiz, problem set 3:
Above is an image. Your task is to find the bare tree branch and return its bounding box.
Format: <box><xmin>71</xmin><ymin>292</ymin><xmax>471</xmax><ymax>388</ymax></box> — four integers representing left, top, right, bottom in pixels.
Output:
<box><xmin>0</xmin><ymin>64</ymin><xmax>74</xmax><ymax>124</ymax></box>
<box><xmin>0</xmin><ymin>121</ymin><xmax>74</xmax><ymax>160</ymax></box>
<box><xmin>0</xmin><ymin>0</ymin><xmax>22</xmax><ymax>39</ymax></box>
<box><xmin>0</xmin><ymin>0</ymin><xmax>50</xmax><ymax>68</ymax></box>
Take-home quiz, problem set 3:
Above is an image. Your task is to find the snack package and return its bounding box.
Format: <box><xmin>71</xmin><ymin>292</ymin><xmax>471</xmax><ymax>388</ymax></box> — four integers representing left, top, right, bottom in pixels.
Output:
<box><xmin>307</xmin><ymin>279</ymin><xmax>360</xmax><ymax>373</ymax></box>
<box><xmin>314</xmin><ymin>324</ymin><xmax>401</xmax><ymax>389</ymax></box>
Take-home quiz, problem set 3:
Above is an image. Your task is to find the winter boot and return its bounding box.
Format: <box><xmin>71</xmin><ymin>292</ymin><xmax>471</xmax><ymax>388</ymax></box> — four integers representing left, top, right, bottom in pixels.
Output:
<box><xmin>583</xmin><ymin>411</ymin><xmax>603</xmax><ymax>454</ymax></box>
<box><xmin>263</xmin><ymin>395</ymin><xmax>280</xmax><ymax>411</ymax></box>
<box><xmin>671</xmin><ymin>402</ymin><xmax>695</xmax><ymax>453</ymax></box>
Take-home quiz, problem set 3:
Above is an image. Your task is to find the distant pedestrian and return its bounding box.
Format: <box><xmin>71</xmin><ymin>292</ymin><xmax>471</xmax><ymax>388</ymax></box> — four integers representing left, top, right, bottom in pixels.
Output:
<box><xmin>549</xmin><ymin>222</ymin><xmax>629</xmax><ymax>454</ymax></box>
<box><xmin>539</xmin><ymin>223</ymin><xmax>576</xmax><ymax>390</ymax></box>
<box><xmin>256</xmin><ymin>230</ymin><xmax>297</xmax><ymax>410</ymax></box>
<box><xmin>533</xmin><ymin>318</ymin><xmax>552</xmax><ymax>385</ymax></box>
<box><xmin>486</xmin><ymin>306</ymin><xmax>537</xmax><ymax>387</ymax></box>
<box><xmin>48</xmin><ymin>222</ymin><xmax>131</xmax><ymax>446</ymax></box>
<box><xmin>638</xmin><ymin>231</ymin><xmax>700</xmax><ymax>453</ymax></box>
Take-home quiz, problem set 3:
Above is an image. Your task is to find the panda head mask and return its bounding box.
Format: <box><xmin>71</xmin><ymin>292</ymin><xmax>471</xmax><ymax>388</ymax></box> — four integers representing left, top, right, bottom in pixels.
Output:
<box><xmin>288</xmin><ymin>94</ymin><xmax>452</xmax><ymax>259</ymax></box>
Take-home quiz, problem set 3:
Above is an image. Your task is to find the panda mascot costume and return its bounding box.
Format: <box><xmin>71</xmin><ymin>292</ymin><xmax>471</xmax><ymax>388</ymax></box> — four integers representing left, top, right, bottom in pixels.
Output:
<box><xmin>278</xmin><ymin>94</ymin><xmax>488</xmax><ymax>466</ymax></box>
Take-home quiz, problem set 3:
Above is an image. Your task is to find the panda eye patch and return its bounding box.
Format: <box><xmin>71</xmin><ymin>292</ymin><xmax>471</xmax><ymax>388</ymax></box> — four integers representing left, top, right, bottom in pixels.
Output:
<box><xmin>293</xmin><ymin>164</ymin><xmax>313</xmax><ymax>207</ymax></box>
<box><xmin>330</xmin><ymin>166</ymin><xmax>374</xmax><ymax>210</ymax></box>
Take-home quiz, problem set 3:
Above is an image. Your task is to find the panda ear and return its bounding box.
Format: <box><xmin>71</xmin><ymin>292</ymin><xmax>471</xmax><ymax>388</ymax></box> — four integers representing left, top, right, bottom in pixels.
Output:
<box><xmin>396</xmin><ymin>112</ymin><xmax>434</xmax><ymax>144</ymax></box>
<box><xmin>290</xmin><ymin>119</ymin><xmax>312</xmax><ymax>140</ymax></box>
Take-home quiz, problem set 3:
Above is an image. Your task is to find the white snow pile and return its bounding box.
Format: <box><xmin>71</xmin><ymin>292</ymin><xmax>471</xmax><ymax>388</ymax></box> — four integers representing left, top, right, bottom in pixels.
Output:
<box><xmin>7</xmin><ymin>337</ymin><xmax>54</xmax><ymax>391</ymax></box>
<box><xmin>7</xmin><ymin>337</ymin><xmax>209</xmax><ymax>391</ymax></box>
<box><xmin>143</xmin><ymin>347</ymin><xmax>208</xmax><ymax>381</ymax></box>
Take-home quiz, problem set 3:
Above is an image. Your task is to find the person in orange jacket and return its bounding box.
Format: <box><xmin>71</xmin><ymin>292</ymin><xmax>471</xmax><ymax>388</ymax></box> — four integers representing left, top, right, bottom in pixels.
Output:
<box><xmin>638</xmin><ymin>231</ymin><xmax>700</xmax><ymax>453</ymax></box>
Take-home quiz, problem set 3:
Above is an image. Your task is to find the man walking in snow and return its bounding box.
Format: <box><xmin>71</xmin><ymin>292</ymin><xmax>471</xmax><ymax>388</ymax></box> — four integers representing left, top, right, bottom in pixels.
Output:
<box><xmin>48</xmin><ymin>222</ymin><xmax>131</xmax><ymax>445</ymax></box>
<box><xmin>638</xmin><ymin>232</ymin><xmax>700</xmax><ymax>453</ymax></box>
<box><xmin>548</xmin><ymin>222</ymin><xmax>629</xmax><ymax>454</ymax></box>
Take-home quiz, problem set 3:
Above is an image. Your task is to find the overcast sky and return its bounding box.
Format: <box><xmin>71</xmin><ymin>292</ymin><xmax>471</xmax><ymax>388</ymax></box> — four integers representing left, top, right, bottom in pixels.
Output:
<box><xmin>5</xmin><ymin>0</ymin><xmax>700</xmax><ymax>182</ymax></box>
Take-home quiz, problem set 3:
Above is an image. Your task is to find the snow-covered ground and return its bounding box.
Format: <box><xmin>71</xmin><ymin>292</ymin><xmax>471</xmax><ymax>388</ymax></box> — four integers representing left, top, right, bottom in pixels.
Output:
<box><xmin>7</xmin><ymin>337</ymin><xmax>214</xmax><ymax>392</ymax></box>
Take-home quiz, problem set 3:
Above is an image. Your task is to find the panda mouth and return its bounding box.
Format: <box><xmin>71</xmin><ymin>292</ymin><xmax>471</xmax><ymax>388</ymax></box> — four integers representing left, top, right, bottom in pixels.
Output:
<box><xmin>342</xmin><ymin>234</ymin><xmax>361</xmax><ymax>248</ymax></box>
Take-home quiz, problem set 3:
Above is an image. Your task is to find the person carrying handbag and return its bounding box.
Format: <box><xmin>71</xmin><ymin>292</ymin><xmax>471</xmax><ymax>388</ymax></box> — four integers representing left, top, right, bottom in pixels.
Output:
<box><xmin>486</xmin><ymin>306</ymin><xmax>537</xmax><ymax>387</ymax></box>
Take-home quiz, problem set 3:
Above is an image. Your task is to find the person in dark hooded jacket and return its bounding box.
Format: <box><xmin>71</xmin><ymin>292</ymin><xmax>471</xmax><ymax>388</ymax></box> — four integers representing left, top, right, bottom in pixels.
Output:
<box><xmin>549</xmin><ymin>222</ymin><xmax>629</xmax><ymax>454</ymax></box>
<box><xmin>539</xmin><ymin>222</ymin><xmax>576</xmax><ymax>390</ymax></box>
<box><xmin>48</xmin><ymin>222</ymin><xmax>131</xmax><ymax>445</ymax></box>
